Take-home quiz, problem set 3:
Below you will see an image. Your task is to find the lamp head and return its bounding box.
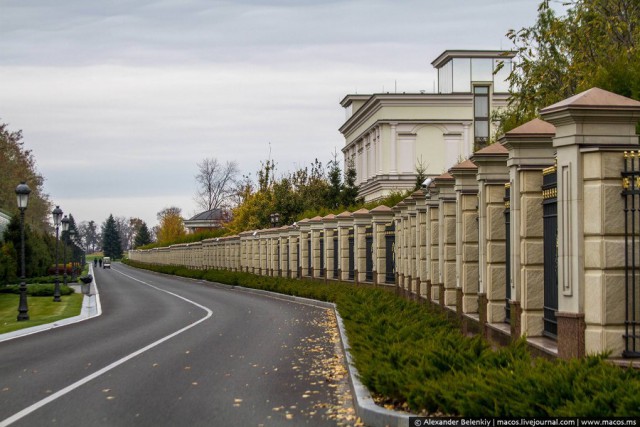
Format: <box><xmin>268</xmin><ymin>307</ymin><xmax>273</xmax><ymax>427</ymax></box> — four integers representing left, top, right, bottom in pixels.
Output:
<box><xmin>61</xmin><ymin>215</ymin><xmax>70</xmax><ymax>232</ymax></box>
<box><xmin>15</xmin><ymin>182</ymin><xmax>31</xmax><ymax>209</ymax></box>
<box><xmin>52</xmin><ymin>206</ymin><xmax>63</xmax><ymax>227</ymax></box>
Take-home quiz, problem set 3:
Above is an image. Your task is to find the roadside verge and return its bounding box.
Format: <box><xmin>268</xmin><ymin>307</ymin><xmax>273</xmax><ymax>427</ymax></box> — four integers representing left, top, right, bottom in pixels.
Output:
<box><xmin>0</xmin><ymin>265</ymin><xmax>102</xmax><ymax>343</ymax></box>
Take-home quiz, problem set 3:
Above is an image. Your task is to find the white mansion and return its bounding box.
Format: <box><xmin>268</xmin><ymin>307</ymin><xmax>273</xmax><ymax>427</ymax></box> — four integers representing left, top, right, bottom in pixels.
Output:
<box><xmin>339</xmin><ymin>50</ymin><xmax>515</xmax><ymax>201</ymax></box>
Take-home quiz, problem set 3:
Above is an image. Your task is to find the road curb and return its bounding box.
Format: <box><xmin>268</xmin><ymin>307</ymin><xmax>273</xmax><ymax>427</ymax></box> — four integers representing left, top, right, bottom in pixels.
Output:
<box><xmin>0</xmin><ymin>265</ymin><xmax>102</xmax><ymax>343</ymax></box>
<box><xmin>201</xmin><ymin>282</ymin><xmax>413</xmax><ymax>427</ymax></box>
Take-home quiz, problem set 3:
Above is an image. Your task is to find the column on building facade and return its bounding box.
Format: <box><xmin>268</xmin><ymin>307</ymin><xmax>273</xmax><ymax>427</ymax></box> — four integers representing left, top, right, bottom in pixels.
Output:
<box><xmin>449</xmin><ymin>160</ymin><xmax>479</xmax><ymax>316</ymax></box>
<box><xmin>435</xmin><ymin>173</ymin><xmax>456</xmax><ymax>308</ymax></box>
<box><xmin>471</xmin><ymin>143</ymin><xmax>509</xmax><ymax>332</ymax></box>
<box><xmin>376</xmin><ymin>126</ymin><xmax>383</xmax><ymax>174</ymax></box>
<box><xmin>323</xmin><ymin>214</ymin><xmax>338</xmax><ymax>281</ymax></box>
<box><xmin>500</xmin><ymin>118</ymin><xmax>556</xmax><ymax>339</ymax></box>
<box><xmin>390</xmin><ymin>122</ymin><xmax>398</xmax><ymax>174</ymax></box>
<box><xmin>540</xmin><ymin>87</ymin><xmax>640</xmax><ymax>358</ymax></box>
<box><xmin>370</xmin><ymin>205</ymin><xmax>394</xmax><ymax>286</ymax></box>
<box><xmin>353</xmin><ymin>208</ymin><xmax>371</xmax><ymax>284</ymax></box>
<box><xmin>336</xmin><ymin>211</ymin><xmax>354</xmax><ymax>281</ymax></box>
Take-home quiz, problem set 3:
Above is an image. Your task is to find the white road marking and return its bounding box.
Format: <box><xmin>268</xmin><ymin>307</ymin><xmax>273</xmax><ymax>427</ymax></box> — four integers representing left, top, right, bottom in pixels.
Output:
<box><xmin>0</xmin><ymin>267</ymin><xmax>213</xmax><ymax>427</ymax></box>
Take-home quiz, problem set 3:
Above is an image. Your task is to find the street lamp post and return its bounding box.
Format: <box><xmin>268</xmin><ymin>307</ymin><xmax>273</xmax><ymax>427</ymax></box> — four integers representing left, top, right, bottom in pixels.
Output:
<box><xmin>61</xmin><ymin>216</ymin><xmax>70</xmax><ymax>287</ymax></box>
<box><xmin>270</xmin><ymin>212</ymin><xmax>280</xmax><ymax>228</ymax></box>
<box><xmin>52</xmin><ymin>206</ymin><xmax>63</xmax><ymax>302</ymax></box>
<box><xmin>15</xmin><ymin>182</ymin><xmax>31</xmax><ymax>321</ymax></box>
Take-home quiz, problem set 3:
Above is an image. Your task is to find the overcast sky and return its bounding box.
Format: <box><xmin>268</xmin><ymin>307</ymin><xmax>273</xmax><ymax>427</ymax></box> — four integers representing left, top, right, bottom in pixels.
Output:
<box><xmin>0</xmin><ymin>0</ymin><xmax>548</xmax><ymax>228</ymax></box>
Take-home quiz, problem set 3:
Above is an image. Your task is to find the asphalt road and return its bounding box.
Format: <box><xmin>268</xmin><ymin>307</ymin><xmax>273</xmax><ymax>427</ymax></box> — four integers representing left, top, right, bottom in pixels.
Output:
<box><xmin>0</xmin><ymin>263</ymin><xmax>354</xmax><ymax>426</ymax></box>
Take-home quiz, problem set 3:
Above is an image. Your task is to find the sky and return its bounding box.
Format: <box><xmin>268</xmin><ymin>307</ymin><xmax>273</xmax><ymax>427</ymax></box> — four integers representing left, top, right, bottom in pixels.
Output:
<box><xmin>0</xmin><ymin>0</ymin><xmax>549</xmax><ymax>228</ymax></box>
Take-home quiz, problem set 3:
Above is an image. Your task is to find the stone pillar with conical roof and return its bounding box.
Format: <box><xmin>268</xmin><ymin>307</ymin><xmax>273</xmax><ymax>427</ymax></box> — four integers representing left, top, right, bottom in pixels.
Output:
<box><xmin>336</xmin><ymin>211</ymin><xmax>354</xmax><ymax>281</ymax></box>
<box><xmin>392</xmin><ymin>202</ymin><xmax>405</xmax><ymax>290</ymax></box>
<box><xmin>435</xmin><ymin>173</ymin><xmax>456</xmax><ymax>307</ymax></box>
<box><xmin>427</xmin><ymin>184</ymin><xmax>440</xmax><ymax>302</ymax></box>
<box><xmin>288</xmin><ymin>226</ymin><xmax>299</xmax><ymax>278</ymax></box>
<box><xmin>353</xmin><ymin>208</ymin><xmax>371</xmax><ymax>283</ymax></box>
<box><xmin>500</xmin><ymin>118</ymin><xmax>556</xmax><ymax>340</ymax></box>
<box><xmin>323</xmin><ymin>214</ymin><xmax>338</xmax><ymax>281</ymax></box>
<box><xmin>450</xmin><ymin>159</ymin><xmax>479</xmax><ymax>318</ymax></box>
<box><xmin>297</xmin><ymin>219</ymin><xmax>312</xmax><ymax>278</ymax></box>
<box><xmin>472</xmin><ymin>142</ymin><xmax>509</xmax><ymax>336</ymax></box>
<box><xmin>370</xmin><ymin>205</ymin><xmax>394</xmax><ymax>285</ymax></box>
<box><xmin>412</xmin><ymin>190</ymin><xmax>428</xmax><ymax>297</ymax></box>
<box><xmin>541</xmin><ymin>87</ymin><xmax>640</xmax><ymax>358</ymax></box>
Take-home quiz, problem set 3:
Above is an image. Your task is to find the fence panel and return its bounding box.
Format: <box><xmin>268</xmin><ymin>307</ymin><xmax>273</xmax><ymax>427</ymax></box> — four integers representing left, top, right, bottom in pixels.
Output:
<box><xmin>504</xmin><ymin>183</ymin><xmax>511</xmax><ymax>323</ymax></box>
<box><xmin>622</xmin><ymin>151</ymin><xmax>640</xmax><ymax>357</ymax></box>
<box><xmin>542</xmin><ymin>165</ymin><xmax>558</xmax><ymax>338</ymax></box>
<box><xmin>385</xmin><ymin>223</ymin><xmax>396</xmax><ymax>284</ymax></box>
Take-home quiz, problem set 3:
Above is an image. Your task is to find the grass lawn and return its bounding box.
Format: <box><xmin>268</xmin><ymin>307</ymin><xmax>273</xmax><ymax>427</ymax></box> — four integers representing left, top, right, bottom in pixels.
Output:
<box><xmin>0</xmin><ymin>292</ymin><xmax>83</xmax><ymax>334</ymax></box>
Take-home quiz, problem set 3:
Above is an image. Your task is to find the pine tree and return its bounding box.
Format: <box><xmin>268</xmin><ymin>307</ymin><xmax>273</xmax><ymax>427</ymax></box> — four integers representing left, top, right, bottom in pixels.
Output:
<box><xmin>341</xmin><ymin>159</ymin><xmax>359</xmax><ymax>208</ymax></box>
<box><xmin>102</xmin><ymin>214</ymin><xmax>123</xmax><ymax>259</ymax></box>
<box><xmin>327</xmin><ymin>151</ymin><xmax>343</xmax><ymax>209</ymax></box>
<box><xmin>134</xmin><ymin>222</ymin><xmax>152</xmax><ymax>248</ymax></box>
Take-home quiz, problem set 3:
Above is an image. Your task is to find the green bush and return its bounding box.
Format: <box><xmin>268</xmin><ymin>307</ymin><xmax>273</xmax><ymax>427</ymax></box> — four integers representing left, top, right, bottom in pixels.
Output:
<box><xmin>0</xmin><ymin>283</ymin><xmax>75</xmax><ymax>296</ymax></box>
<box><xmin>123</xmin><ymin>259</ymin><xmax>640</xmax><ymax>417</ymax></box>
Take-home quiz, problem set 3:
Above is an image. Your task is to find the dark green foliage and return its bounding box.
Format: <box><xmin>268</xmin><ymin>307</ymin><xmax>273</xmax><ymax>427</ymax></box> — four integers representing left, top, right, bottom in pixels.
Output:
<box><xmin>498</xmin><ymin>0</ymin><xmax>640</xmax><ymax>136</ymax></box>
<box><xmin>124</xmin><ymin>259</ymin><xmax>640</xmax><ymax>417</ymax></box>
<box><xmin>2</xmin><ymin>214</ymin><xmax>54</xmax><ymax>282</ymax></box>
<box><xmin>102</xmin><ymin>214</ymin><xmax>122</xmax><ymax>259</ymax></box>
<box><xmin>0</xmin><ymin>241</ymin><xmax>18</xmax><ymax>285</ymax></box>
<box><xmin>341</xmin><ymin>158</ymin><xmax>359</xmax><ymax>208</ymax></box>
<box><xmin>133</xmin><ymin>222</ymin><xmax>152</xmax><ymax>248</ymax></box>
<box><xmin>0</xmin><ymin>283</ymin><xmax>74</xmax><ymax>296</ymax></box>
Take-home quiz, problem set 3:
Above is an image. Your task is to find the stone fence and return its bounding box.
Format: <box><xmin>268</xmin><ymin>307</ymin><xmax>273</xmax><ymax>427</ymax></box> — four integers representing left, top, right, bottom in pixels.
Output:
<box><xmin>130</xmin><ymin>88</ymin><xmax>640</xmax><ymax>360</ymax></box>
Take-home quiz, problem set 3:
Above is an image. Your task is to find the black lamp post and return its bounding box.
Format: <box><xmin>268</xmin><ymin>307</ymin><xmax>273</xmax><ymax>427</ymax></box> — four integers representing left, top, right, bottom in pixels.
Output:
<box><xmin>52</xmin><ymin>206</ymin><xmax>63</xmax><ymax>302</ymax></box>
<box><xmin>61</xmin><ymin>215</ymin><xmax>70</xmax><ymax>287</ymax></box>
<box><xmin>15</xmin><ymin>182</ymin><xmax>31</xmax><ymax>321</ymax></box>
<box><xmin>270</xmin><ymin>212</ymin><xmax>280</xmax><ymax>228</ymax></box>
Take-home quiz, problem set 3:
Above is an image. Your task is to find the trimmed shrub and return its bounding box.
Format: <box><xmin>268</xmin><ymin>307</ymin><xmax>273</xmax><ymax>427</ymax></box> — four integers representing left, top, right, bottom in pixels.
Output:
<box><xmin>123</xmin><ymin>259</ymin><xmax>640</xmax><ymax>417</ymax></box>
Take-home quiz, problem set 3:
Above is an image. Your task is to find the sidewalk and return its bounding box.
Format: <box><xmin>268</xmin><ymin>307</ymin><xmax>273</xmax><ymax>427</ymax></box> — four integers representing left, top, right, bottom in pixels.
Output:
<box><xmin>0</xmin><ymin>265</ymin><xmax>102</xmax><ymax>343</ymax></box>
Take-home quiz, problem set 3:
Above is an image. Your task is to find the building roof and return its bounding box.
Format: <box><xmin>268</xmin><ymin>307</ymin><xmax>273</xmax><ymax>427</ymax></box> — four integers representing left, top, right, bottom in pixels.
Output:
<box><xmin>187</xmin><ymin>209</ymin><xmax>223</xmax><ymax>222</ymax></box>
<box><xmin>430</xmin><ymin>50</ymin><xmax>515</xmax><ymax>69</ymax></box>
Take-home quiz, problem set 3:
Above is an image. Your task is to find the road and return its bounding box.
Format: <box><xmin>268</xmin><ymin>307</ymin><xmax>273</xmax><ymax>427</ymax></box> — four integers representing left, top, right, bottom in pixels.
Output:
<box><xmin>0</xmin><ymin>263</ymin><xmax>355</xmax><ymax>426</ymax></box>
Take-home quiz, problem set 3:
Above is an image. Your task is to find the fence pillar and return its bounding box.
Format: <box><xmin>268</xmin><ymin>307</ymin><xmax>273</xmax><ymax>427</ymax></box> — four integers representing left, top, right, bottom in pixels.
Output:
<box><xmin>541</xmin><ymin>87</ymin><xmax>640</xmax><ymax>358</ymax></box>
<box><xmin>425</xmin><ymin>188</ymin><xmax>440</xmax><ymax>303</ymax></box>
<box><xmin>336</xmin><ymin>211</ymin><xmax>354</xmax><ymax>281</ymax></box>
<box><xmin>353</xmin><ymin>209</ymin><xmax>370</xmax><ymax>284</ymax></box>
<box><xmin>501</xmin><ymin>118</ymin><xmax>556</xmax><ymax>340</ymax></box>
<box><xmin>435</xmin><ymin>173</ymin><xmax>456</xmax><ymax>308</ymax></box>
<box><xmin>450</xmin><ymin>160</ymin><xmax>479</xmax><ymax>317</ymax></box>
<box><xmin>371</xmin><ymin>206</ymin><xmax>395</xmax><ymax>286</ymax></box>
<box><xmin>472</xmin><ymin>143</ymin><xmax>509</xmax><ymax>333</ymax></box>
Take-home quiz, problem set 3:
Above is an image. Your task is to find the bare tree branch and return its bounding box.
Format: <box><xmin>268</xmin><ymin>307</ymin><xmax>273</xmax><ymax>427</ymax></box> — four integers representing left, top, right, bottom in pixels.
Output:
<box><xmin>194</xmin><ymin>158</ymin><xmax>239</xmax><ymax>211</ymax></box>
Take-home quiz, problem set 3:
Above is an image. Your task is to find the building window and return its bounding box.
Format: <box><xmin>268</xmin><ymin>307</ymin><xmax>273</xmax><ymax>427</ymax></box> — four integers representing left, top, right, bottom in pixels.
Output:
<box><xmin>474</xmin><ymin>85</ymin><xmax>490</xmax><ymax>150</ymax></box>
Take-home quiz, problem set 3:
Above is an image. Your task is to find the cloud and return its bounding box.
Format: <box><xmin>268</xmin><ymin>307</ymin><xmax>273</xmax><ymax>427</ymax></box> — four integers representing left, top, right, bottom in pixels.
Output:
<box><xmin>0</xmin><ymin>0</ymin><xmax>545</xmax><ymax>227</ymax></box>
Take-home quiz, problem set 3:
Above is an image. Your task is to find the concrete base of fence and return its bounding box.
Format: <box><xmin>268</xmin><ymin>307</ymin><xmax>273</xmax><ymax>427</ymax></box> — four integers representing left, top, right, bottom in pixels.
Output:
<box><xmin>557</xmin><ymin>311</ymin><xmax>586</xmax><ymax>359</ymax></box>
